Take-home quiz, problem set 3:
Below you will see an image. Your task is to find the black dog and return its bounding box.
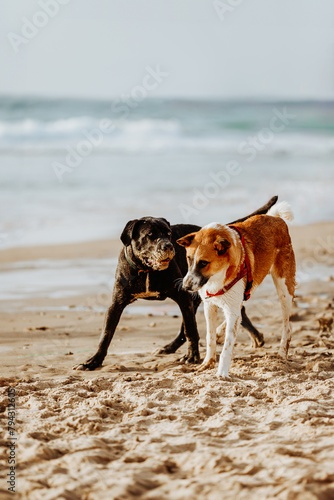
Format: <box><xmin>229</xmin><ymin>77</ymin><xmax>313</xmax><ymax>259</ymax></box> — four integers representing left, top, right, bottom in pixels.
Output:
<box><xmin>73</xmin><ymin>197</ymin><xmax>277</xmax><ymax>371</ymax></box>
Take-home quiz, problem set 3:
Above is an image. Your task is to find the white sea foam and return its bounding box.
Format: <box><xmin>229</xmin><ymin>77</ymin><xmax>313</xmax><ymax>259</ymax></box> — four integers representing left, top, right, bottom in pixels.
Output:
<box><xmin>0</xmin><ymin>98</ymin><xmax>333</xmax><ymax>250</ymax></box>
<box><xmin>1</xmin><ymin>116</ymin><xmax>334</xmax><ymax>156</ymax></box>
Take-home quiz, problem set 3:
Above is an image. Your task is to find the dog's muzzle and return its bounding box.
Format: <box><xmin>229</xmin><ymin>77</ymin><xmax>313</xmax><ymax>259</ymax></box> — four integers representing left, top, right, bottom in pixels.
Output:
<box><xmin>143</xmin><ymin>240</ymin><xmax>175</xmax><ymax>270</ymax></box>
<box><xmin>183</xmin><ymin>271</ymin><xmax>207</xmax><ymax>292</ymax></box>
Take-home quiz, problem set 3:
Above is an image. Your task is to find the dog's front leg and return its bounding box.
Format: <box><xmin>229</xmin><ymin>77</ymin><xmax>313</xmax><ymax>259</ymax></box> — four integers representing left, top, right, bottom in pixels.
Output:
<box><xmin>216</xmin><ymin>285</ymin><xmax>244</xmax><ymax>378</ymax></box>
<box><xmin>198</xmin><ymin>301</ymin><xmax>218</xmax><ymax>371</ymax></box>
<box><xmin>73</xmin><ymin>291</ymin><xmax>129</xmax><ymax>371</ymax></box>
<box><xmin>170</xmin><ymin>291</ymin><xmax>200</xmax><ymax>364</ymax></box>
<box><xmin>217</xmin><ymin>310</ymin><xmax>241</xmax><ymax>379</ymax></box>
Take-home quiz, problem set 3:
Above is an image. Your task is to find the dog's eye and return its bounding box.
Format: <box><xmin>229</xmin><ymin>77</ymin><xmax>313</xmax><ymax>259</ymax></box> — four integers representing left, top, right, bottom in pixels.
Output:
<box><xmin>198</xmin><ymin>260</ymin><xmax>209</xmax><ymax>269</ymax></box>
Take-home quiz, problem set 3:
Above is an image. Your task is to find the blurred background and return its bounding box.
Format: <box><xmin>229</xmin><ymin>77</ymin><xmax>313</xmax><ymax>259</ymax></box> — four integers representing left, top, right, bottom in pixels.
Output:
<box><xmin>1</xmin><ymin>0</ymin><xmax>334</xmax><ymax>250</ymax></box>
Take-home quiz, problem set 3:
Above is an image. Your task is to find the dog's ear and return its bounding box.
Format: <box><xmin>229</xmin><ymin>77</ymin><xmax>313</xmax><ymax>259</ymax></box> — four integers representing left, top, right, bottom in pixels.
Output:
<box><xmin>158</xmin><ymin>217</ymin><xmax>171</xmax><ymax>229</ymax></box>
<box><xmin>177</xmin><ymin>232</ymin><xmax>197</xmax><ymax>248</ymax></box>
<box><xmin>120</xmin><ymin>219</ymin><xmax>139</xmax><ymax>246</ymax></box>
<box><xmin>214</xmin><ymin>237</ymin><xmax>231</xmax><ymax>256</ymax></box>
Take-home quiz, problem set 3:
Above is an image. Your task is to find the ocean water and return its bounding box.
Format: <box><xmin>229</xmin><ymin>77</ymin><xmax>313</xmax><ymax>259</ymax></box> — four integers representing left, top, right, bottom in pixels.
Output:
<box><xmin>1</xmin><ymin>96</ymin><xmax>334</xmax><ymax>249</ymax></box>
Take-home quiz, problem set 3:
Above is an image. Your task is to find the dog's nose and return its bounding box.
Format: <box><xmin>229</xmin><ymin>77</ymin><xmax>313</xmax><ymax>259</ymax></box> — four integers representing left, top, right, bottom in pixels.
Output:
<box><xmin>161</xmin><ymin>241</ymin><xmax>173</xmax><ymax>252</ymax></box>
<box><xmin>182</xmin><ymin>281</ymin><xmax>192</xmax><ymax>291</ymax></box>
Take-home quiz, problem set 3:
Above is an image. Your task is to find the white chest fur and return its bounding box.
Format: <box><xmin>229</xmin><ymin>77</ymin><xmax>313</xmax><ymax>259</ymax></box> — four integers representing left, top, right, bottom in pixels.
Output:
<box><xmin>200</xmin><ymin>277</ymin><xmax>246</xmax><ymax>310</ymax></box>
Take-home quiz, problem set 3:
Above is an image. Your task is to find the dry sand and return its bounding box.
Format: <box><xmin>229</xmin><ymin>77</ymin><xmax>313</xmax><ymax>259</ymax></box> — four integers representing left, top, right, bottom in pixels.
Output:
<box><xmin>0</xmin><ymin>222</ymin><xmax>334</xmax><ymax>499</ymax></box>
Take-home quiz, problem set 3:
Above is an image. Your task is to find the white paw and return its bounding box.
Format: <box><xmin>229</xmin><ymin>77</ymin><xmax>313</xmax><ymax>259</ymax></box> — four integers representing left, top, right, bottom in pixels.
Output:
<box><xmin>197</xmin><ymin>358</ymin><xmax>216</xmax><ymax>372</ymax></box>
<box><xmin>216</xmin><ymin>371</ymin><xmax>230</xmax><ymax>380</ymax></box>
<box><xmin>277</xmin><ymin>350</ymin><xmax>287</xmax><ymax>360</ymax></box>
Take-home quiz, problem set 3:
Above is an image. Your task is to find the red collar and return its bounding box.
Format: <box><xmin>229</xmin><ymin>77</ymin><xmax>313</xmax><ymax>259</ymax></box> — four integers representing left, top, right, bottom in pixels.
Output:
<box><xmin>205</xmin><ymin>225</ymin><xmax>253</xmax><ymax>301</ymax></box>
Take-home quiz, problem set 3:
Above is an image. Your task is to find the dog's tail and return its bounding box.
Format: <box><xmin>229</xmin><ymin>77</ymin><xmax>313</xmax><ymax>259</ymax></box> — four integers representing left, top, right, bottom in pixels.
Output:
<box><xmin>267</xmin><ymin>201</ymin><xmax>294</xmax><ymax>222</ymax></box>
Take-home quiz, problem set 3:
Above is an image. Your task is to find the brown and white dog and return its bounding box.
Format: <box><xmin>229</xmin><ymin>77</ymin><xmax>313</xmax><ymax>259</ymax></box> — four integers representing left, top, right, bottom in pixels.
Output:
<box><xmin>177</xmin><ymin>202</ymin><xmax>296</xmax><ymax>378</ymax></box>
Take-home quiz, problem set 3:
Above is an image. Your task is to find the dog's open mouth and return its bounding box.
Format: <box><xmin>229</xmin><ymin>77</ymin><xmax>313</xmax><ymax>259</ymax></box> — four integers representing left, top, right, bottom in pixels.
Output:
<box><xmin>159</xmin><ymin>258</ymin><xmax>171</xmax><ymax>264</ymax></box>
<box><xmin>144</xmin><ymin>257</ymin><xmax>172</xmax><ymax>269</ymax></box>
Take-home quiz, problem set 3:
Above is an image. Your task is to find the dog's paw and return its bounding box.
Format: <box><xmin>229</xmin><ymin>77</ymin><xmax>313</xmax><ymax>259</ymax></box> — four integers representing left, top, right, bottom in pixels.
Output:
<box><xmin>186</xmin><ymin>352</ymin><xmax>201</xmax><ymax>364</ymax></box>
<box><xmin>72</xmin><ymin>356</ymin><xmax>103</xmax><ymax>371</ymax></box>
<box><xmin>179</xmin><ymin>352</ymin><xmax>201</xmax><ymax>364</ymax></box>
<box><xmin>277</xmin><ymin>350</ymin><xmax>288</xmax><ymax>360</ymax></box>
<box><xmin>216</xmin><ymin>372</ymin><xmax>231</xmax><ymax>381</ymax></box>
<box><xmin>155</xmin><ymin>346</ymin><xmax>174</xmax><ymax>356</ymax></box>
<box><xmin>197</xmin><ymin>358</ymin><xmax>216</xmax><ymax>372</ymax></box>
<box><xmin>251</xmin><ymin>333</ymin><xmax>265</xmax><ymax>348</ymax></box>
<box><xmin>72</xmin><ymin>363</ymin><xmax>89</xmax><ymax>371</ymax></box>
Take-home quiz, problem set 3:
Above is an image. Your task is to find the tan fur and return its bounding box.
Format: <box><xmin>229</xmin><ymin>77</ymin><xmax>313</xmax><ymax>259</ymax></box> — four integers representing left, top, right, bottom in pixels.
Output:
<box><xmin>180</xmin><ymin>215</ymin><xmax>296</xmax><ymax>297</ymax></box>
<box><xmin>180</xmin><ymin>228</ymin><xmax>243</xmax><ymax>283</ymax></box>
<box><xmin>234</xmin><ymin>215</ymin><xmax>296</xmax><ymax>296</ymax></box>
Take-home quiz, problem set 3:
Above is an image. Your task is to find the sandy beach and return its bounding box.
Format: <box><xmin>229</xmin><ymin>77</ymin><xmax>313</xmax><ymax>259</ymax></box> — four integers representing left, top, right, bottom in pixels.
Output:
<box><xmin>1</xmin><ymin>222</ymin><xmax>334</xmax><ymax>499</ymax></box>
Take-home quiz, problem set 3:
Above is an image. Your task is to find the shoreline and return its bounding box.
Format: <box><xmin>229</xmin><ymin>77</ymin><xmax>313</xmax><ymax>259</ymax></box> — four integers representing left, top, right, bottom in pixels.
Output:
<box><xmin>0</xmin><ymin>220</ymin><xmax>333</xmax><ymax>264</ymax></box>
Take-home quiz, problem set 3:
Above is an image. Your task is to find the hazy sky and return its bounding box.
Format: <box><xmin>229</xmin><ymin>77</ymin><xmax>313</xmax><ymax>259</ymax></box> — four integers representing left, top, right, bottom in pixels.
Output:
<box><xmin>1</xmin><ymin>0</ymin><xmax>334</xmax><ymax>100</ymax></box>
